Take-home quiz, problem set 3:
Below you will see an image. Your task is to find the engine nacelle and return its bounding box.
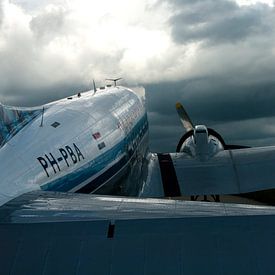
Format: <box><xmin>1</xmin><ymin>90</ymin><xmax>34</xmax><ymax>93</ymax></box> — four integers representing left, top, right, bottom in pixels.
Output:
<box><xmin>176</xmin><ymin>126</ymin><xmax>225</xmax><ymax>160</ymax></box>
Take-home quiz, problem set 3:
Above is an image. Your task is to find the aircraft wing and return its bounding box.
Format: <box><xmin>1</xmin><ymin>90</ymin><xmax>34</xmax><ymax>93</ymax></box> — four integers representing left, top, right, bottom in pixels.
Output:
<box><xmin>173</xmin><ymin>145</ymin><xmax>275</xmax><ymax>195</ymax></box>
<box><xmin>142</xmin><ymin>146</ymin><xmax>275</xmax><ymax>197</ymax></box>
<box><xmin>1</xmin><ymin>190</ymin><xmax>275</xmax><ymax>274</ymax></box>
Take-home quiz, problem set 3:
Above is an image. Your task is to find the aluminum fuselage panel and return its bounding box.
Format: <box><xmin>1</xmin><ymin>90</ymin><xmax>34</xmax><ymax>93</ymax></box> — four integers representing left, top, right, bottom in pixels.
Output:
<box><xmin>0</xmin><ymin>87</ymin><xmax>148</xmax><ymax>205</ymax></box>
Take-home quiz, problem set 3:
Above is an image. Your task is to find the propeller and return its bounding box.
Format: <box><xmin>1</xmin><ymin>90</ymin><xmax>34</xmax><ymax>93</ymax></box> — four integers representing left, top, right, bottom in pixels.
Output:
<box><xmin>175</xmin><ymin>102</ymin><xmax>250</xmax><ymax>152</ymax></box>
<box><xmin>175</xmin><ymin>102</ymin><xmax>194</xmax><ymax>132</ymax></box>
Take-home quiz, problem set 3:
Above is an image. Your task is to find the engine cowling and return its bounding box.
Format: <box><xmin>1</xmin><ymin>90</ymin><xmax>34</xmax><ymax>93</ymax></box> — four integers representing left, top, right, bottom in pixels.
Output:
<box><xmin>175</xmin><ymin>102</ymin><xmax>250</xmax><ymax>158</ymax></box>
<box><xmin>176</xmin><ymin>126</ymin><xmax>226</xmax><ymax>160</ymax></box>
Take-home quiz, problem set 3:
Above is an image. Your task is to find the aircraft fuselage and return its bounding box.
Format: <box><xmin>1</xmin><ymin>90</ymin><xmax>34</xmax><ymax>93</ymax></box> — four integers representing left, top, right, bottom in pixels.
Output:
<box><xmin>0</xmin><ymin>86</ymin><xmax>148</xmax><ymax>205</ymax></box>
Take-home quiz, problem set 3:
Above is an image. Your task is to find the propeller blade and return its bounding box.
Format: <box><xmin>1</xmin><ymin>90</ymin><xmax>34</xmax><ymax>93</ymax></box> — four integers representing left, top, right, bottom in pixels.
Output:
<box><xmin>175</xmin><ymin>102</ymin><xmax>194</xmax><ymax>132</ymax></box>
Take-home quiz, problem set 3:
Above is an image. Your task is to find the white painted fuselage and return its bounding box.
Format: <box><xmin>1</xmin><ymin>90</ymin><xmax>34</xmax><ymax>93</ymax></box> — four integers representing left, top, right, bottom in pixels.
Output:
<box><xmin>0</xmin><ymin>86</ymin><xmax>148</xmax><ymax>205</ymax></box>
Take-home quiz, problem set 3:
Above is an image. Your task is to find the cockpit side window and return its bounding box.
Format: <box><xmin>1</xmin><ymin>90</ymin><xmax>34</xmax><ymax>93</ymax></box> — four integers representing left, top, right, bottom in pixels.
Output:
<box><xmin>0</xmin><ymin>104</ymin><xmax>43</xmax><ymax>148</ymax></box>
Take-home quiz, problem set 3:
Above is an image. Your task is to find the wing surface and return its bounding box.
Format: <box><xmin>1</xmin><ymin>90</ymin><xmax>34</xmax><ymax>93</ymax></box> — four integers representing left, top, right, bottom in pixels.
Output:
<box><xmin>169</xmin><ymin>146</ymin><xmax>275</xmax><ymax>195</ymax></box>
<box><xmin>1</xmin><ymin>191</ymin><xmax>275</xmax><ymax>274</ymax></box>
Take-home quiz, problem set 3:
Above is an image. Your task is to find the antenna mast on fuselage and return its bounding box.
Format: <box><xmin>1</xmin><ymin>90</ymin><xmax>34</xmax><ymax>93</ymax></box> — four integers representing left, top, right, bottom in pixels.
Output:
<box><xmin>105</xmin><ymin>78</ymin><xmax>122</xmax><ymax>87</ymax></box>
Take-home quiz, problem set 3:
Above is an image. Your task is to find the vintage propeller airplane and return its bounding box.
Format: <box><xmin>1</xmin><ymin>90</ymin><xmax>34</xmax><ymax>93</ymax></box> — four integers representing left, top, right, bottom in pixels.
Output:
<box><xmin>1</xmin><ymin>82</ymin><xmax>275</xmax><ymax>205</ymax></box>
<box><xmin>2</xmin><ymin>81</ymin><xmax>275</xmax><ymax>274</ymax></box>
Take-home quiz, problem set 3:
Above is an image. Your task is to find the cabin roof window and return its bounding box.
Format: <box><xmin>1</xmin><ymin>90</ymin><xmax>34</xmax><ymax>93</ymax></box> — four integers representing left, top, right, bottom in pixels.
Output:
<box><xmin>51</xmin><ymin>122</ymin><xmax>60</xmax><ymax>128</ymax></box>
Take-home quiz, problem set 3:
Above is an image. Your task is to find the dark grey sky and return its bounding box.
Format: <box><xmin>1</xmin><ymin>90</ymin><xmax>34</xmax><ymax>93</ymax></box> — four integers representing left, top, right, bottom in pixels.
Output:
<box><xmin>1</xmin><ymin>0</ymin><xmax>275</xmax><ymax>152</ymax></box>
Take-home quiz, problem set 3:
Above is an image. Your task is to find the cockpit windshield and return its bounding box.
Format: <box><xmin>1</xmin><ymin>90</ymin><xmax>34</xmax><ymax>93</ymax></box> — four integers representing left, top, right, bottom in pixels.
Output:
<box><xmin>0</xmin><ymin>103</ymin><xmax>43</xmax><ymax>148</ymax></box>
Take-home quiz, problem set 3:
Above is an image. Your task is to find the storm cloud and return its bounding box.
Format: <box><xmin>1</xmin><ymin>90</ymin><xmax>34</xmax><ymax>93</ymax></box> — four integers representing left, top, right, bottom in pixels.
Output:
<box><xmin>1</xmin><ymin>0</ymin><xmax>275</xmax><ymax>152</ymax></box>
<box><xmin>144</xmin><ymin>0</ymin><xmax>275</xmax><ymax>151</ymax></box>
<box><xmin>168</xmin><ymin>0</ymin><xmax>273</xmax><ymax>44</ymax></box>
<box><xmin>145</xmin><ymin>78</ymin><xmax>275</xmax><ymax>151</ymax></box>
<box><xmin>0</xmin><ymin>1</ymin><xmax>4</xmax><ymax>27</ymax></box>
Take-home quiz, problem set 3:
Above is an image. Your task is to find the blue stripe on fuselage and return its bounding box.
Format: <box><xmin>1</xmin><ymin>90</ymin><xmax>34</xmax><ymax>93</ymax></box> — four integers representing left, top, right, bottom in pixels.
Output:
<box><xmin>41</xmin><ymin>114</ymin><xmax>148</xmax><ymax>192</ymax></box>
